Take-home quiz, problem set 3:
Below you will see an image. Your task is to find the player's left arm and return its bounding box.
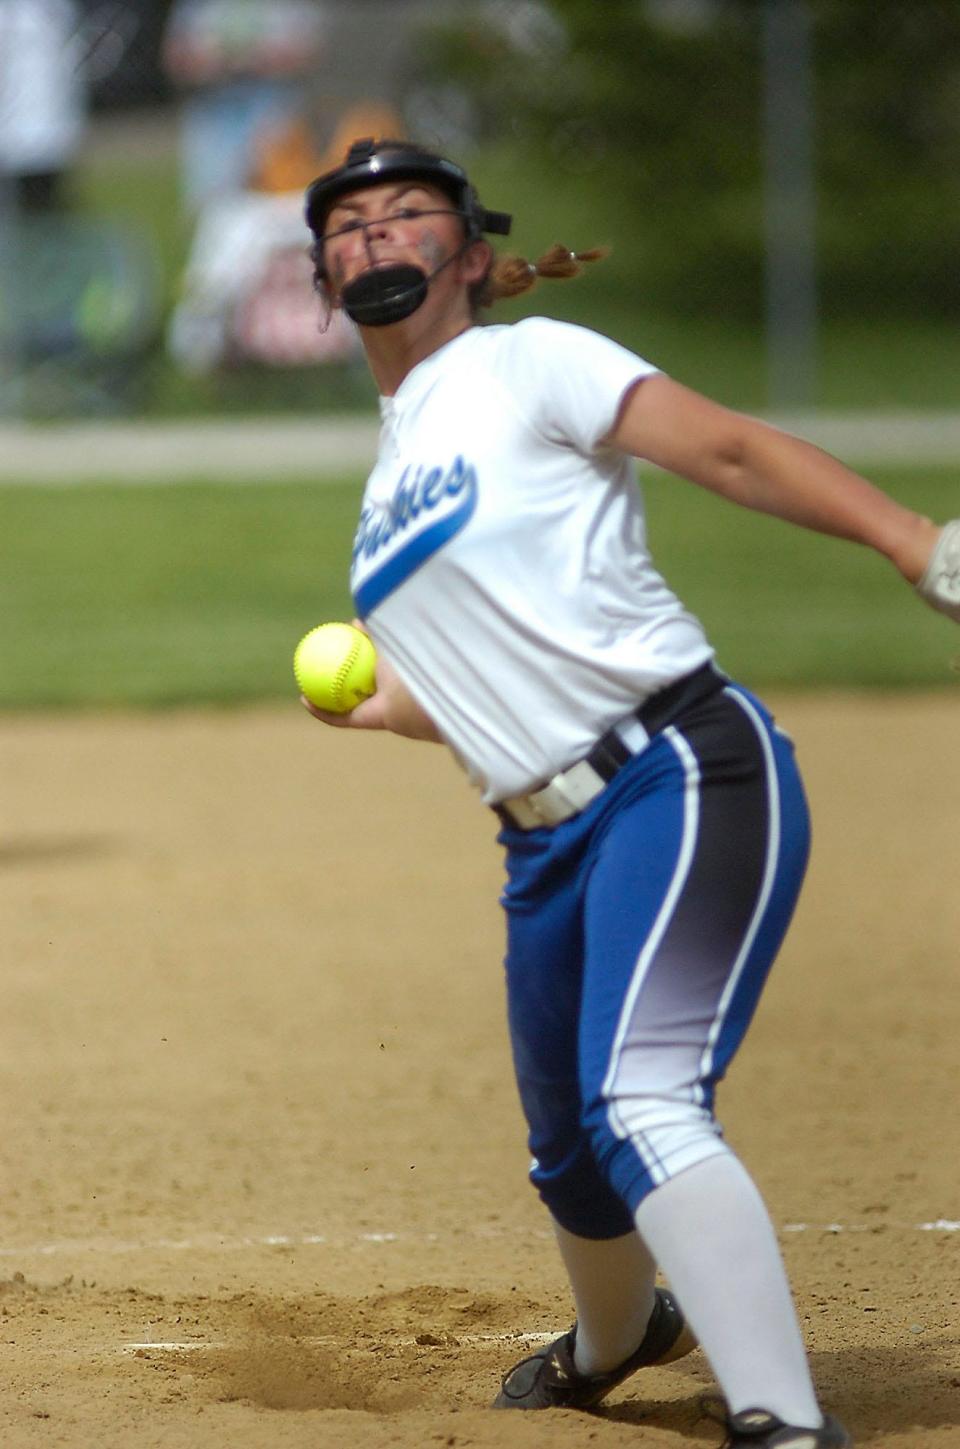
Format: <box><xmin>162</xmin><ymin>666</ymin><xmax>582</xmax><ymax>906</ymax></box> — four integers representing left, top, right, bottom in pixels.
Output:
<box><xmin>606</xmin><ymin>373</ymin><xmax>958</xmax><ymax>615</ymax></box>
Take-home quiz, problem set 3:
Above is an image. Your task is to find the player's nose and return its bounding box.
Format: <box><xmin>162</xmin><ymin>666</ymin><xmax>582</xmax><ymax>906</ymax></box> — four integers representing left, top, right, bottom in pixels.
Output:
<box><xmin>343</xmin><ymin>217</ymin><xmax>391</xmax><ymax>262</ymax></box>
<box><xmin>363</xmin><ymin>214</ymin><xmax>393</xmax><ymax>241</ymax></box>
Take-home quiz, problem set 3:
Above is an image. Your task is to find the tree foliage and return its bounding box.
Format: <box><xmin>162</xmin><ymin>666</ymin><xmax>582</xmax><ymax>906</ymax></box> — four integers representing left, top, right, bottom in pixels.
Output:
<box><xmin>411</xmin><ymin>0</ymin><xmax>960</xmax><ymax>320</ymax></box>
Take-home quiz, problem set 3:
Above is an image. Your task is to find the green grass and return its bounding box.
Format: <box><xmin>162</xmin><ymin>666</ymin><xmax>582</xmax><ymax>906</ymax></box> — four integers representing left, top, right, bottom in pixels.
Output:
<box><xmin>2</xmin><ymin>468</ymin><xmax>957</xmax><ymax>710</ymax></box>
<box><xmin>642</xmin><ymin>467</ymin><xmax>960</xmax><ymax>688</ymax></box>
<box><xmin>0</xmin><ymin>482</ymin><xmax>360</xmax><ymax>709</ymax></box>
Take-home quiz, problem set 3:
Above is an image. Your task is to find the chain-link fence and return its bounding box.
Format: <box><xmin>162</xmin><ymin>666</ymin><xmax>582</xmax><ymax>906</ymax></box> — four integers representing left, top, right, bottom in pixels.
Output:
<box><xmin>1</xmin><ymin>0</ymin><xmax>958</xmax><ymax>418</ymax></box>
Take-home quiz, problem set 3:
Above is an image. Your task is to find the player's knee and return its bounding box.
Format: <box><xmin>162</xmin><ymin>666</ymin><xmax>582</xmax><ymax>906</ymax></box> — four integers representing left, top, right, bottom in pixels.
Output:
<box><xmin>516</xmin><ymin>1075</ymin><xmax>635</xmax><ymax>1235</ymax></box>
<box><xmin>529</xmin><ymin>1137</ymin><xmax>636</xmax><ymax>1238</ymax></box>
<box><xmin>584</xmin><ymin>1088</ymin><xmax>724</xmax><ymax>1209</ymax></box>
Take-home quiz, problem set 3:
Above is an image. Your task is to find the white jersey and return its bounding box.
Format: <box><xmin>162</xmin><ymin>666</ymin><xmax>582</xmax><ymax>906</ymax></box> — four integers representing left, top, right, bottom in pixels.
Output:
<box><xmin>349</xmin><ymin>316</ymin><xmax>714</xmax><ymax>804</ymax></box>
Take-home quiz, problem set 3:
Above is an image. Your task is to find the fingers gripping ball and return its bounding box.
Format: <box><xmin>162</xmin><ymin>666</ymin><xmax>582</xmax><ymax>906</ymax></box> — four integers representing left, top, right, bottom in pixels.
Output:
<box><xmin>294</xmin><ymin>623</ymin><xmax>377</xmax><ymax>713</ymax></box>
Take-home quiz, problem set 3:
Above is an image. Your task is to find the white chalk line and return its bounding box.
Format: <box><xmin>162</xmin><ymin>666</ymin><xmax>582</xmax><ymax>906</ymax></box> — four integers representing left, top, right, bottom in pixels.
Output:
<box><xmin>783</xmin><ymin>1219</ymin><xmax>960</xmax><ymax>1234</ymax></box>
<box><xmin>121</xmin><ymin>1331</ymin><xmax>556</xmax><ymax>1355</ymax></box>
<box><xmin>1</xmin><ymin>1219</ymin><xmax>958</xmax><ymax>1262</ymax></box>
<box><xmin>0</xmin><ymin>1227</ymin><xmax>551</xmax><ymax>1259</ymax></box>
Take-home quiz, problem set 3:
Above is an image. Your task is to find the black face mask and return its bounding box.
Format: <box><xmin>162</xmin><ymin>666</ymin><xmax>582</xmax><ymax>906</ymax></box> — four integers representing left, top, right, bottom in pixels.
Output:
<box><xmin>339</xmin><ymin>238</ymin><xmax>472</xmax><ymax>328</ymax></box>
<box><xmin>340</xmin><ymin>263</ymin><xmax>428</xmax><ymax>327</ymax></box>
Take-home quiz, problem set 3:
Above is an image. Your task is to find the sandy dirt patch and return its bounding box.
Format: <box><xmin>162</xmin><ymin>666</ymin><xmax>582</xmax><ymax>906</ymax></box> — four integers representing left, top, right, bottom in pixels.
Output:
<box><xmin>1</xmin><ymin>694</ymin><xmax>957</xmax><ymax>1447</ymax></box>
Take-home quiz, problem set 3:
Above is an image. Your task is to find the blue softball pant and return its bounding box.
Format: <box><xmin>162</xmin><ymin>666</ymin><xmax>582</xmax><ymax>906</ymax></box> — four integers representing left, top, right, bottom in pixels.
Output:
<box><xmin>498</xmin><ymin>682</ymin><xmax>811</xmax><ymax>1239</ymax></box>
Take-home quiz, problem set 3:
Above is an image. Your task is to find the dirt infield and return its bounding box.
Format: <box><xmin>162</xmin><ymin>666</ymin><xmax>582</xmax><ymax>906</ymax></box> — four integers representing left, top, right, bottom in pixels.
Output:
<box><xmin>2</xmin><ymin>695</ymin><xmax>958</xmax><ymax>1448</ymax></box>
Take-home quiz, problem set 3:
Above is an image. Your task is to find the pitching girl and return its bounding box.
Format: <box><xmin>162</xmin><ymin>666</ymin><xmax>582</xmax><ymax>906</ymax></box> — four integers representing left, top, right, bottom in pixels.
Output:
<box><xmin>299</xmin><ymin>137</ymin><xmax>960</xmax><ymax>1449</ymax></box>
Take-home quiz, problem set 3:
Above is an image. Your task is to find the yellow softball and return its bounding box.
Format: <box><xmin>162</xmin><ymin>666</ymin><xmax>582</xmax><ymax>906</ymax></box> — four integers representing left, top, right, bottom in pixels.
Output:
<box><xmin>293</xmin><ymin>622</ymin><xmax>377</xmax><ymax>714</ymax></box>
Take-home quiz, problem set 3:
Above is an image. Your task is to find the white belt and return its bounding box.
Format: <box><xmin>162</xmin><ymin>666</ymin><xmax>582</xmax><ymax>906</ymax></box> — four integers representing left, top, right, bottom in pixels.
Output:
<box><xmin>496</xmin><ymin>713</ymin><xmax>650</xmax><ymax>830</ymax></box>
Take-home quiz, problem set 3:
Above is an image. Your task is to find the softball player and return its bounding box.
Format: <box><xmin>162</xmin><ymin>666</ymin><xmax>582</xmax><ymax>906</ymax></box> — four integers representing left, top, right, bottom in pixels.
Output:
<box><xmin>301</xmin><ymin>137</ymin><xmax>960</xmax><ymax>1449</ymax></box>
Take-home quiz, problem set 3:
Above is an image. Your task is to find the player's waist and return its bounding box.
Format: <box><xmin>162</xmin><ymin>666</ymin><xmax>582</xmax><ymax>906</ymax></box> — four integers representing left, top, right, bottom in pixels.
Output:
<box><xmin>492</xmin><ymin>662</ymin><xmax>726</xmax><ymax>831</ymax></box>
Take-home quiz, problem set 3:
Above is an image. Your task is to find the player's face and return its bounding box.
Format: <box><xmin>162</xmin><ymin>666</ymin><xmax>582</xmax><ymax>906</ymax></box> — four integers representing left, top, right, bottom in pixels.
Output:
<box><xmin>321</xmin><ymin>180</ymin><xmax>467</xmax><ymax>297</ymax></box>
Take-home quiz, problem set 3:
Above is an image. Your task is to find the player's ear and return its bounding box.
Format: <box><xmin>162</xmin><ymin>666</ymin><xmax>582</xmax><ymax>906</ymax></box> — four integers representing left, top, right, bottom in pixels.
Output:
<box><xmin>311</xmin><ymin>240</ymin><xmax>343</xmax><ymax>312</ymax></box>
<box><xmin>459</xmin><ymin>238</ymin><xmax>493</xmax><ymax>288</ymax></box>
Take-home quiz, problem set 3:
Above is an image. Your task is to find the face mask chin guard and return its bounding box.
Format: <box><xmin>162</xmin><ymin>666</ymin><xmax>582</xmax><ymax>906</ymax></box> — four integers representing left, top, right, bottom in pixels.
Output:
<box><xmin>305</xmin><ymin>138</ymin><xmax>513</xmax><ymax>327</ymax></box>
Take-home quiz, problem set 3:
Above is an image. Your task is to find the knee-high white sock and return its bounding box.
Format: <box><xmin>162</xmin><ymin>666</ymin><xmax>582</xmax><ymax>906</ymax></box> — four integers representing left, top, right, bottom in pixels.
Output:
<box><xmin>634</xmin><ymin>1152</ymin><xmax>822</xmax><ymax>1427</ymax></box>
<box><xmin>552</xmin><ymin>1219</ymin><xmax>658</xmax><ymax>1376</ymax></box>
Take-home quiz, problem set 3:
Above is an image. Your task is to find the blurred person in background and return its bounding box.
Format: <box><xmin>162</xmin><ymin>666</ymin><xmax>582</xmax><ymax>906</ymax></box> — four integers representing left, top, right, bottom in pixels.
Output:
<box><xmin>161</xmin><ymin>0</ymin><xmax>329</xmax><ymax>215</ymax></box>
<box><xmin>0</xmin><ymin>0</ymin><xmax>88</xmax><ymax>213</ymax></box>
<box><xmin>166</xmin><ymin>100</ymin><xmax>400</xmax><ymax>374</ymax></box>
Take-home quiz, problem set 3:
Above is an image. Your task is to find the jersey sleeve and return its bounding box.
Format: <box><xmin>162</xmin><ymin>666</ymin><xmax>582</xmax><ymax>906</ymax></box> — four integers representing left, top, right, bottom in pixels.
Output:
<box><xmin>498</xmin><ymin>316</ymin><xmax>660</xmax><ymax>454</ymax></box>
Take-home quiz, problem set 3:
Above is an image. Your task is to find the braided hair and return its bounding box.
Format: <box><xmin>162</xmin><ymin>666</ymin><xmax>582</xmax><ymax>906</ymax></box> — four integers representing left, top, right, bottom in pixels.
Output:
<box><xmin>473</xmin><ymin>243</ymin><xmax>608</xmax><ymax>311</ymax></box>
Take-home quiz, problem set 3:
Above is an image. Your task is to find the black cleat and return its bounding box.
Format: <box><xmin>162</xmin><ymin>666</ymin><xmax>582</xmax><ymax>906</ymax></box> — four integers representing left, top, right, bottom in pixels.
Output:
<box><xmin>492</xmin><ymin>1286</ymin><xmax>697</xmax><ymax>1410</ymax></box>
<box><xmin>716</xmin><ymin>1406</ymin><xmax>852</xmax><ymax>1448</ymax></box>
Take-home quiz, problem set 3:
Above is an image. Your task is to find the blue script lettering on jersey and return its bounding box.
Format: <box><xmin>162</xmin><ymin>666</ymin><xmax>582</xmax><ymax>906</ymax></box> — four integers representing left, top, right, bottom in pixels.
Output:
<box><xmin>352</xmin><ymin>455</ymin><xmax>478</xmax><ymax>617</ymax></box>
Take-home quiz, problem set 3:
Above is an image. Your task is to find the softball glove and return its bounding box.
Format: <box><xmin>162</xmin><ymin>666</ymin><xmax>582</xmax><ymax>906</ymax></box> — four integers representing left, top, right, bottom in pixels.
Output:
<box><xmin>917</xmin><ymin>518</ymin><xmax>960</xmax><ymax>622</ymax></box>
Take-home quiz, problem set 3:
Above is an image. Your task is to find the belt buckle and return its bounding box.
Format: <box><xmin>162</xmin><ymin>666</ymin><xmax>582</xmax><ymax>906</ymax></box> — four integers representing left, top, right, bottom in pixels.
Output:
<box><xmin>505</xmin><ymin>759</ymin><xmax>608</xmax><ymax>829</ymax></box>
<box><xmin>548</xmin><ymin>759</ymin><xmax>609</xmax><ymax>814</ymax></box>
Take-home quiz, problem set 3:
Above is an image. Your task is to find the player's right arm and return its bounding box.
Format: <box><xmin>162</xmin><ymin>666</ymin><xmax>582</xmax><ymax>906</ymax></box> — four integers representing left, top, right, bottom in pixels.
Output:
<box><xmin>301</xmin><ymin>651</ymin><xmax>443</xmax><ymax>742</ymax></box>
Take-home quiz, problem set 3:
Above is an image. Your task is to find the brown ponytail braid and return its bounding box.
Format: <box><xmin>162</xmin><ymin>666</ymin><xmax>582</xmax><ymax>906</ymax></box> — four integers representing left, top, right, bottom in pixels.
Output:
<box><xmin>474</xmin><ymin>244</ymin><xmax>608</xmax><ymax>309</ymax></box>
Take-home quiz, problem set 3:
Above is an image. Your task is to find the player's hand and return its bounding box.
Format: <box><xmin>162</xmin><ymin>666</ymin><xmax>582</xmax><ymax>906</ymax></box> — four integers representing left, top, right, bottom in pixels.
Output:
<box><xmin>299</xmin><ymin>692</ymin><xmax>391</xmax><ymax>730</ymax></box>
<box><xmin>300</xmin><ymin>648</ymin><xmax>443</xmax><ymax>741</ymax></box>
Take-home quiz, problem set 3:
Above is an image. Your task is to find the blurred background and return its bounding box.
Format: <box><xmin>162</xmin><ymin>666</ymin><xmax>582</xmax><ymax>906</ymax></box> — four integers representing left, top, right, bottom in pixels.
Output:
<box><xmin>2</xmin><ymin>0</ymin><xmax>959</xmax><ymax>705</ymax></box>
<box><xmin>2</xmin><ymin>0</ymin><xmax>959</xmax><ymax>419</ymax></box>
